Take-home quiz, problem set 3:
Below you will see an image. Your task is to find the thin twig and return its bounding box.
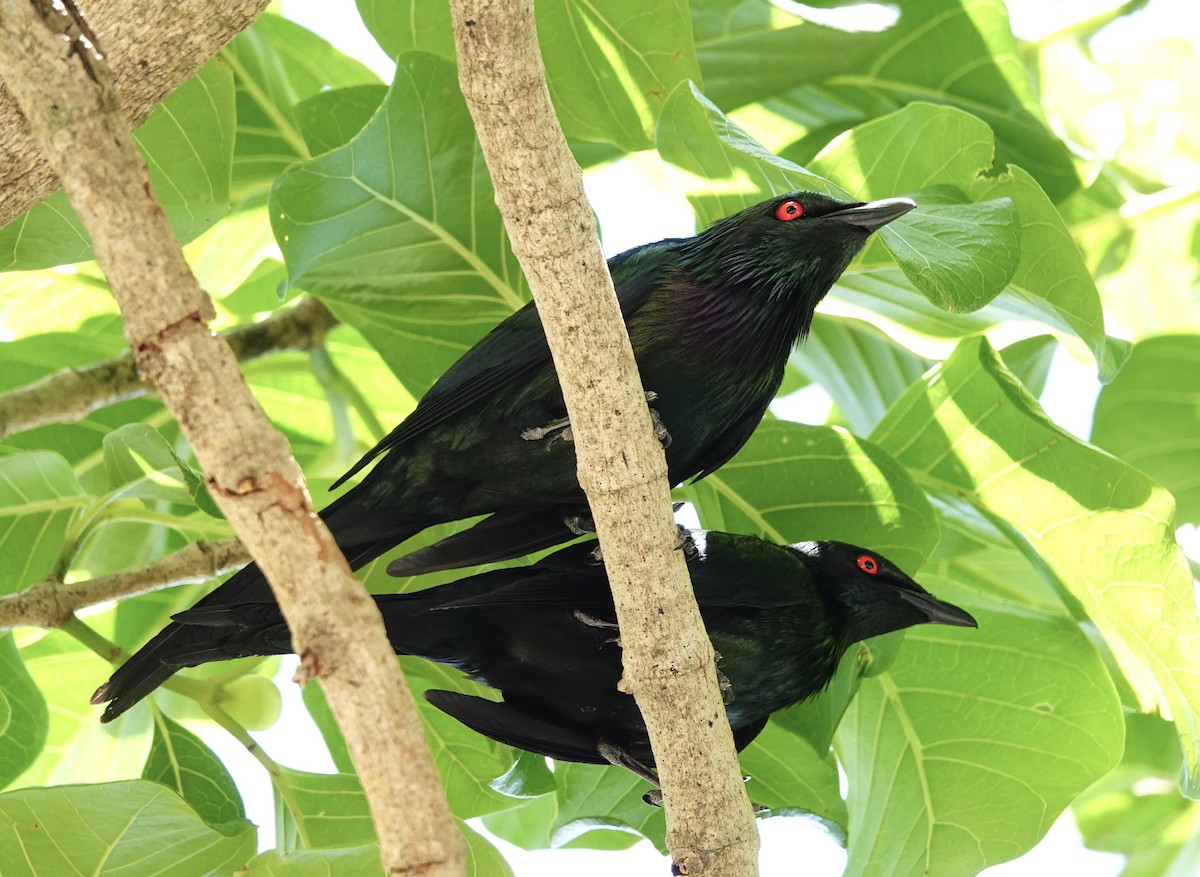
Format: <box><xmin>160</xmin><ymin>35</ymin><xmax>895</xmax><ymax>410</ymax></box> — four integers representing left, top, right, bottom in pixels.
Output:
<box><xmin>0</xmin><ymin>538</ymin><xmax>248</xmax><ymax>630</ymax></box>
<box><xmin>0</xmin><ymin>296</ymin><xmax>338</xmax><ymax>440</ymax></box>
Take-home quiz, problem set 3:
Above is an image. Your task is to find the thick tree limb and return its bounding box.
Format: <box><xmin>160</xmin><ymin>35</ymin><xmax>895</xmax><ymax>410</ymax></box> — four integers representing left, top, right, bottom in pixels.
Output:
<box><xmin>0</xmin><ymin>537</ymin><xmax>248</xmax><ymax>630</ymax></box>
<box><xmin>0</xmin><ymin>4</ymin><xmax>464</xmax><ymax>876</ymax></box>
<box><xmin>449</xmin><ymin>2</ymin><xmax>760</xmax><ymax>875</ymax></box>
<box><xmin>0</xmin><ymin>0</ymin><xmax>269</xmax><ymax>228</ymax></box>
<box><xmin>0</xmin><ymin>296</ymin><xmax>338</xmax><ymax>440</ymax></box>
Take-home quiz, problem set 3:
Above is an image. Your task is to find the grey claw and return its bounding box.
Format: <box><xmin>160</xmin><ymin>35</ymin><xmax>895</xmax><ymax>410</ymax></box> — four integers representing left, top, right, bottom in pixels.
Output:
<box><xmin>520</xmin><ymin>416</ymin><xmax>571</xmax><ymax>442</ymax></box>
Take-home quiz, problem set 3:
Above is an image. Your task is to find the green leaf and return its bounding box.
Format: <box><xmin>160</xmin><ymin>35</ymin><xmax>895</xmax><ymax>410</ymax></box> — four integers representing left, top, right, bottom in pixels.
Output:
<box><xmin>141</xmin><ymin>712</ymin><xmax>245</xmax><ymax>830</ymax></box>
<box><xmin>103</xmin><ymin>423</ymin><xmax>222</xmax><ymax>518</ymax></box>
<box><xmin>693</xmin><ymin>0</ymin><xmax>1079</xmax><ymax>200</ymax></box>
<box><xmin>550</xmin><ymin>762</ymin><xmax>666</xmax><ymax>852</ymax></box>
<box><xmin>0</xmin><ymin>267</ymin><xmax>116</xmax><ymax>339</ymax></box>
<box><xmin>239</xmin><ymin>822</ymin><xmax>511</xmax><ymax>877</ymax></box>
<box><xmin>0</xmin><ymin>452</ymin><xmax>87</xmax><ymax>592</ymax></box>
<box><xmin>0</xmin><ymin>780</ymin><xmax>255</xmax><ymax>876</ymax></box>
<box><xmin>299</xmin><ymin>659</ymin><xmax>518</xmax><ymax>820</ymax></box>
<box><xmin>300</xmin><ymin>681</ymin><xmax>355</xmax><ymax>774</ymax></box>
<box><xmin>12</xmin><ymin>634</ymin><xmax>151</xmax><ymax>789</ymax></box>
<box><xmin>809</xmin><ymin>104</ymin><xmax>1021</xmax><ymax>312</ymax></box>
<box><xmin>1092</xmin><ymin>334</ymin><xmax>1200</xmax><ymax>524</ymax></box>
<box><xmin>359</xmin><ymin>0</ymin><xmax>700</xmax><ymax>151</ymax></box>
<box><xmin>837</xmin><ymin>577</ymin><xmax>1124</xmax><ymax>876</ymax></box>
<box><xmin>535</xmin><ymin>0</ymin><xmax>701</xmax><ymax>150</ymax></box>
<box><xmin>998</xmin><ymin>335</ymin><xmax>1058</xmax><ymax>399</ymax></box>
<box><xmin>1074</xmin><ymin>714</ymin><xmax>1200</xmax><ymax>877</ymax></box>
<box><xmin>294</xmin><ymin>85</ymin><xmax>389</xmax><ymax>156</ymax></box>
<box><xmin>828</xmin><ymin>267</ymin><xmax>1129</xmax><ymax>381</ymax></box>
<box><xmin>401</xmin><ymin>658</ymin><xmax>521</xmax><ymax>818</ymax></box>
<box><xmin>242</xmin><ymin>844</ymin><xmax>384</xmax><ymax>877</ymax></box>
<box><xmin>740</xmin><ymin>718</ymin><xmax>846</xmax><ymax>830</ymax></box>
<box><xmin>970</xmin><ymin>165</ymin><xmax>1122</xmax><ymax>380</ymax></box>
<box><xmin>656</xmin><ymin>81</ymin><xmax>833</xmax><ymax>223</ymax></box>
<box><xmin>682</xmin><ymin>420</ymin><xmax>939</xmax><ymax>573</ymax></box>
<box><xmin>276</xmin><ymin>767</ymin><xmax>375</xmax><ymax>849</ymax></box>
<box><xmin>271</xmin><ymin>52</ymin><xmax>528</xmax><ymax>394</ymax></box>
<box><xmin>0</xmin><ymin>58</ymin><xmax>236</xmax><ymax>271</ymax></box>
<box><xmin>0</xmin><ymin>634</ymin><xmax>48</xmax><ymax>790</ymax></box>
<box><xmin>224</xmin><ymin>14</ymin><xmax>380</xmax><ymax>200</ymax></box>
<box><xmin>871</xmin><ymin>336</ymin><xmax>1200</xmax><ymax>796</ymax></box>
<box><xmin>691</xmin><ymin>0</ymin><xmax>889</xmax><ymax>112</ymax></box>
<box><xmin>789</xmin><ymin>315</ymin><xmax>933</xmax><ymax>436</ymax></box>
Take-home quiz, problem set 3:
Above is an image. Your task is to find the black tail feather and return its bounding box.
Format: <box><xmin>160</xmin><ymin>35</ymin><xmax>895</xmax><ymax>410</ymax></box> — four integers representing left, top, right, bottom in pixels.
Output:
<box><xmin>424</xmin><ymin>689</ymin><xmax>605</xmax><ymax>765</ymax></box>
<box><xmin>94</xmin><ymin>530</ymin><xmax>415</xmax><ymax>723</ymax></box>
<box><xmin>386</xmin><ymin>507</ymin><xmax>582</xmax><ymax>577</ymax></box>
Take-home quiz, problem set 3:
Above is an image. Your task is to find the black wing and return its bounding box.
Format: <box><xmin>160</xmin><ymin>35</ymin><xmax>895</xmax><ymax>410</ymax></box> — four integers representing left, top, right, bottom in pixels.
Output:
<box><xmin>425</xmin><ymin>690</ymin><xmax>605</xmax><ymax>764</ymax></box>
<box><xmin>332</xmin><ymin>241</ymin><xmax>677</xmax><ymax>488</ymax></box>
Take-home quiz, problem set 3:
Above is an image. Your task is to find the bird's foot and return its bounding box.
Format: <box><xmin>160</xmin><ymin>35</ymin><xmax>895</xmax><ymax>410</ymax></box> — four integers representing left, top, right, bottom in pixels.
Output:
<box><xmin>574</xmin><ymin>610</ymin><xmax>621</xmax><ymax>646</ymax></box>
<box><xmin>564</xmin><ymin>511</ymin><xmax>595</xmax><ymax>536</ymax></box>
<box><xmin>520</xmin><ymin>416</ymin><xmax>572</xmax><ymax>443</ymax></box>
<box><xmin>674</xmin><ymin>526</ymin><xmax>698</xmax><ymax>559</ymax></box>
<box><xmin>598</xmin><ymin>740</ymin><xmax>660</xmax><ymax>787</ymax></box>
<box><xmin>713</xmin><ymin>650</ymin><xmax>735</xmax><ymax>703</ymax></box>
<box><xmin>649</xmin><ymin>405</ymin><xmax>671</xmax><ymax>448</ymax></box>
<box><xmin>574</xmin><ymin>610</ymin><xmax>619</xmax><ymax>631</ymax></box>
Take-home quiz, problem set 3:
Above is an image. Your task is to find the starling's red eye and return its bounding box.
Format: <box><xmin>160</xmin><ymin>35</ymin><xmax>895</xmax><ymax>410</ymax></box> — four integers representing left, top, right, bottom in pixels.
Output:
<box><xmin>775</xmin><ymin>200</ymin><xmax>804</xmax><ymax>221</ymax></box>
<box><xmin>856</xmin><ymin>555</ymin><xmax>879</xmax><ymax>575</ymax></box>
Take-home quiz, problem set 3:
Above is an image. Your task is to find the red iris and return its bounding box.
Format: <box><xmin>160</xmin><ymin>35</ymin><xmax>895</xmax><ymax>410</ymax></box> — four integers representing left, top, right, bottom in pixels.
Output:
<box><xmin>775</xmin><ymin>200</ymin><xmax>804</xmax><ymax>221</ymax></box>
<box><xmin>856</xmin><ymin>555</ymin><xmax>879</xmax><ymax>575</ymax></box>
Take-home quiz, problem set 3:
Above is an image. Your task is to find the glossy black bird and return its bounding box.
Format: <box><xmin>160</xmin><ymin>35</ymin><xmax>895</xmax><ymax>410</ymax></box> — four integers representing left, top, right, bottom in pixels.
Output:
<box><xmin>94</xmin><ymin>192</ymin><xmax>915</xmax><ymax>721</ymax></box>
<box><xmin>123</xmin><ymin>530</ymin><xmax>975</xmax><ymax>780</ymax></box>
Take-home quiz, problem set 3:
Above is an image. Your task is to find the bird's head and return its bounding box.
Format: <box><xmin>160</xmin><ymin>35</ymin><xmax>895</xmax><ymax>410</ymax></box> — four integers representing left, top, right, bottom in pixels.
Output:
<box><xmin>794</xmin><ymin>541</ymin><xmax>976</xmax><ymax>648</ymax></box>
<box><xmin>679</xmin><ymin>191</ymin><xmax>915</xmax><ymax>312</ymax></box>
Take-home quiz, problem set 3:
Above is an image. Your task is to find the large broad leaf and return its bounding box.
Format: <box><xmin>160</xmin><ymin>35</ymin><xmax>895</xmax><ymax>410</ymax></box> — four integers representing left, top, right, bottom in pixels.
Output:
<box><xmin>969</xmin><ymin>165</ymin><xmax>1122</xmax><ymax>380</ymax></box>
<box><xmin>739</xmin><ymin>717</ymin><xmax>846</xmax><ymax>829</ymax></box>
<box><xmin>271</xmin><ymin>52</ymin><xmax>529</xmax><ymax>395</ymax></box>
<box><xmin>826</xmin><ymin>267</ymin><xmax>1129</xmax><ymax>382</ymax></box>
<box><xmin>485</xmin><ymin>760</ymin><xmax>667</xmax><ymax>853</ymax></box>
<box><xmin>142</xmin><ymin>713</ymin><xmax>245</xmax><ymax>832</ymax></box>
<box><xmin>0</xmin><ymin>635</ymin><xmax>48</xmax><ymax>790</ymax></box>
<box><xmin>837</xmin><ymin>573</ymin><xmax>1124</xmax><ymax>876</ymax></box>
<box><xmin>1073</xmin><ymin>714</ymin><xmax>1200</xmax><ymax>877</ymax></box>
<box><xmin>294</xmin><ymin>85</ymin><xmax>390</xmax><ymax>156</ymax></box>
<box><xmin>240</xmin><ymin>822</ymin><xmax>512</xmax><ymax>876</ymax></box>
<box><xmin>1092</xmin><ymin>334</ymin><xmax>1200</xmax><ymax>524</ymax></box>
<box><xmin>681</xmin><ymin>420</ymin><xmax>938</xmax><ymax>573</ymax></box>
<box><xmin>0</xmin><ymin>59</ymin><xmax>236</xmax><ymax>271</ymax></box>
<box><xmin>0</xmin><ymin>452</ymin><xmax>87</xmax><ymax>592</ymax></box>
<box><xmin>103</xmin><ymin>423</ymin><xmax>222</xmax><ymax>518</ymax></box>
<box><xmin>691</xmin><ymin>0</ymin><xmax>1078</xmax><ymax>200</ymax></box>
<box><xmin>358</xmin><ymin>0</ymin><xmax>700</xmax><ymax>151</ymax></box>
<box><xmin>12</xmin><ymin>634</ymin><xmax>151</xmax><ymax>790</ymax></box>
<box><xmin>789</xmin><ymin>315</ymin><xmax>933</xmax><ymax>436</ymax></box>
<box><xmin>809</xmin><ymin>103</ymin><xmax>1019</xmax><ymax>312</ymax></box>
<box><xmin>0</xmin><ymin>780</ymin><xmax>255</xmax><ymax>876</ymax></box>
<box><xmin>870</xmin><ymin>336</ymin><xmax>1200</xmax><ymax>797</ymax></box>
<box><xmin>223</xmin><ymin>14</ymin><xmax>381</xmax><ymax>201</ymax></box>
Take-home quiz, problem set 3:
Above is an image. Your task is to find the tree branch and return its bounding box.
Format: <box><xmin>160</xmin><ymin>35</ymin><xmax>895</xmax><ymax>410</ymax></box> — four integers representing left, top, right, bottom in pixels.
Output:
<box><xmin>0</xmin><ymin>4</ymin><xmax>464</xmax><ymax>875</ymax></box>
<box><xmin>0</xmin><ymin>295</ymin><xmax>338</xmax><ymax>440</ymax></box>
<box><xmin>448</xmin><ymin>2</ymin><xmax>759</xmax><ymax>874</ymax></box>
<box><xmin>0</xmin><ymin>537</ymin><xmax>248</xmax><ymax>630</ymax></box>
<box><xmin>0</xmin><ymin>0</ymin><xmax>269</xmax><ymax>228</ymax></box>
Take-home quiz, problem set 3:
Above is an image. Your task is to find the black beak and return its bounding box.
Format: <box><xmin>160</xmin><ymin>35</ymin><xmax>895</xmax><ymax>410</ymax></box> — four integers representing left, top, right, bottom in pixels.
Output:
<box><xmin>826</xmin><ymin>197</ymin><xmax>916</xmax><ymax>233</ymax></box>
<box><xmin>898</xmin><ymin>589</ymin><xmax>978</xmax><ymax>628</ymax></box>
